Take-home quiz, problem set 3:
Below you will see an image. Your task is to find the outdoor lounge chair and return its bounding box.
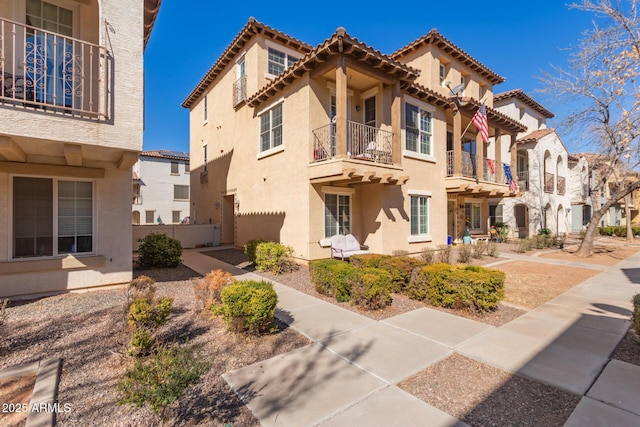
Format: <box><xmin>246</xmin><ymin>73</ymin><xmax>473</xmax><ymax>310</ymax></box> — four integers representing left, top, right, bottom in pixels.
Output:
<box><xmin>330</xmin><ymin>234</ymin><xmax>370</xmax><ymax>260</ymax></box>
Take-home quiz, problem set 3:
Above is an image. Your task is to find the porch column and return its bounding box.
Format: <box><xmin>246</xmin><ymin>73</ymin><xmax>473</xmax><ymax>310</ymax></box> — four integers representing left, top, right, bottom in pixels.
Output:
<box><xmin>510</xmin><ymin>133</ymin><xmax>517</xmax><ymax>187</ymax></box>
<box><xmin>494</xmin><ymin>128</ymin><xmax>502</xmax><ymax>182</ymax></box>
<box><xmin>476</xmin><ymin>133</ymin><xmax>484</xmax><ymax>181</ymax></box>
<box><xmin>453</xmin><ymin>109</ymin><xmax>462</xmax><ymax>175</ymax></box>
<box><xmin>335</xmin><ymin>56</ymin><xmax>348</xmax><ymax>158</ymax></box>
<box><xmin>391</xmin><ymin>82</ymin><xmax>402</xmax><ymax>164</ymax></box>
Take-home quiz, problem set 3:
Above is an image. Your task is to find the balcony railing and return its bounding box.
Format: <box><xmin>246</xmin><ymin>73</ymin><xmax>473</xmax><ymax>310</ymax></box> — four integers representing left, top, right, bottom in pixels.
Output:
<box><xmin>233</xmin><ymin>75</ymin><xmax>246</xmax><ymax>106</ymax></box>
<box><xmin>0</xmin><ymin>17</ymin><xmax>108</xmax><ymax>119</ymax></box>
<box><xmin>133</xmin><ymin>194</ymin><xmax>143</xmax><ymax>205</ymax></box>
<box><xmin>482</xmin><ymin>158</ymin><xmax>504</xmax><ymax>183</ymax></box>
<box><xmin>446</xmin><ymin>151</ymin><xmax>516</xmax><ymax>186</ymax></box>
<box><xmin>312</xmin><ymin>121</ymin><xmax>394</xmax><ymax>165</ymax></box>
<box><xmin>517</xmin><ymin>170</ymin><xmax>529</xmax><ymax>191</ymax></box>
<box><xmin>544</xmin><ymin>172</ymin><xmax>555</xmax><ymax>193</ymax></box>
<box><xmin>557</xmin><ymin>175</ymin><xmax>566</xmax><ymax>195</ymax></box>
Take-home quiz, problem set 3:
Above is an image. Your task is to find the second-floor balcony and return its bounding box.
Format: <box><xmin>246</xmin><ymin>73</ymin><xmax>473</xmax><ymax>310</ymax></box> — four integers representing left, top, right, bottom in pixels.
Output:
<box><xmin>445</xmin><ymin>150</ymin><xmax>515</xmax><ymax>196</ymax></box>
<box><xmin>544</xmin><ymin>172</ymin><xmax>555</xmax><ymax>193</ymax></box>
<box><xmin>0</xmin><ymin>18</ymin><xmax>109</xmax><ymax>120</ymax></box>
<box><xmin>310</xmin><ymin>120</ymin><xmax>405</xmax><ymax>186</ymax></box>
<box><xmin>233</xmin><ymin>75</ymin><xmax>246</xmax><ymax>107</ymax></box>
<box><xmin>517</xmin><ymin>170</ymin><xmax>529</xmax><ymax>191</ymax></box>
<box><xmin>133</xmin><ymin>193</ymin><xmax>143</xmax><ymax>205</ymax></box>
<box><xmin>557</xmin><ymin>175</ymin><xmax>566</xmax><ymax>195</ymax></box>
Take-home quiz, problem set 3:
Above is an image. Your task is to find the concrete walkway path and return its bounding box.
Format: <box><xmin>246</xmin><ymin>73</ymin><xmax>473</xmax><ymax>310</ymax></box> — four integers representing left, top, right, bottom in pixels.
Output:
<box><xmin>182</xmin><ymin>247</ymin><xmax>640</xmax><ymax>427</ymax></box>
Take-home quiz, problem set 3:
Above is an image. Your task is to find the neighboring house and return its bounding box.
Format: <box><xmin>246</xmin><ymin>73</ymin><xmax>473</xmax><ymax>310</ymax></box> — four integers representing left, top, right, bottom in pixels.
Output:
<box><xmin>183</xmin><ymin>19</ymin><xmax>525</xmax><ymax>260</ymax></box>
<box><xmin>492</xmin><ymin>89</ymin><xmax>572</xmax><ymax>237</ymax></box>
<box><xmin>568</xmin><ymin>154</ymin><xmax>592</xmax><ymax>232</ymax></box>
<box><xmin>132</xmin><ymin>150</ymin><xmax>191</xmax><ymax>225</ymax></box>
<box><xmin>0</xmin><ymin>0</ymin><xmax>161</xmax><ymax>298</ymax></box>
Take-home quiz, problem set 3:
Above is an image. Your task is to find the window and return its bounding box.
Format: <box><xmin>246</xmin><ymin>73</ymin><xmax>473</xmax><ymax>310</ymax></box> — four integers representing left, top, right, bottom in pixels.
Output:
<box><xmin>174</xmin><ymin>185</ymin><xmax>189</xmax><ymax>201</ymax></box>
<box><xmin>439</xmin><ymin>63</ymin><xmax>447</xmax><ymax>84</ymax></box>
<box><xmin>405</xmin><ymin>103</ymin><xmax>433</xmax><ymax>155</ymax></box>
<box><xmin>145</xmin><ymin>210</ymin><xmax>155</xmax><ymax>224</ymax></box>
<box><xmin>259</xmin><ymin>103</ymin><xmax>283</xmax><ymax>152</ymax></box>
<box><xmin>26</xmin><ymin>0</ymin><xmax>73</xmax><ymax>37</ymax></box>
<box><xmin>203</xmin><ymin>145</ymin><xmax>208</xmax><ymax>172</ymax></box>
<box><xmin>324</xmin><ymin>194</ymin><xmax>351</xmax><ymax>238</ymax></box>
<box><xmin>267</xmin><ymin>48</ymin><xmax>298</xmax><ymax>76</ymax></box>
<box><xmin>203</xmin><ymin>94</ymin><xmax>208</xmax><ymax>122</ymax></box>
<box><xmin>172</xmin><ymin>211</ymin><xmax>181</xmax><ymax>224</ymax></box>
<box><xmin>479</xmin><ymin>84</ymin><xmax>486</xmax><ymax>100</ymax></box>
<box><xmin>410</xmin><ymin>196</ymin><xmax>429</xmax><ymax>236</ymax></box>
<box><xmin>171</xmin><ymin>161</ymin><xmax>179</xmax><ymax>174</ymax></box>
<box><xmin>185</xmin><ymin>162</ymin><xmax>190</xmax><ymax>173</ymax></box>
<box><xmin>489</xmin><ymin>205</ymin><xmax>503</xmax><ymax>226</ymax></box>
<box><xmin>465</xmin><ymin>202</ymin><xmax>482</xmax><ymax>230</ymax></box>
<box><xmin>364</xmin><ymin>96</ymin><xmax>376</xmax><ymax>128</ymax></box>
<box><xmin>13</xmin><ymin>177</ymin><xmax>93</xmax><ymax>258</ymax></box>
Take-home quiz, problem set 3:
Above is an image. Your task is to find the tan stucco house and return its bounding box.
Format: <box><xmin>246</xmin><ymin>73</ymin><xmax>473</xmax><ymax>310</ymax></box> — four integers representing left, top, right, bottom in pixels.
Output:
<box><xmin>183</xmin><ymin>18</ymin><xmax>526</xmax><ymax>260</ymax></box>
<box><xmin>0</xmin><ymin>0</ymin><xmax>161</xmax><ymax>298</ymax></box>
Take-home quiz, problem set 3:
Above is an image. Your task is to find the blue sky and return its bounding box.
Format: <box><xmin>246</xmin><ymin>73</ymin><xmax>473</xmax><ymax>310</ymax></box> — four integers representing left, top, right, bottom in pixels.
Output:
<box><xmin>143</xmin><ymin>1</ymin><xmax>596</xmax><ymax>154</ymax></box>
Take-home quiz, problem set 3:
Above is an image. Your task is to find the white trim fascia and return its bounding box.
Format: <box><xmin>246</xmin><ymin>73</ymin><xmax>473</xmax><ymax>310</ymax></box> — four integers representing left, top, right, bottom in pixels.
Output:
<box><xmin>257</xmin><ymin>144</ymin><xmax>284</xmax><ymax>160</ymax></box>
<box><xmin>403</xmin><ymin>151</ymin><xmax>436</xmax><ymax>163</ymax></box>
<box><xmin>408</xmin><ymin>235</ymin><xmax>433</xmax><ymax>243</ymax></box>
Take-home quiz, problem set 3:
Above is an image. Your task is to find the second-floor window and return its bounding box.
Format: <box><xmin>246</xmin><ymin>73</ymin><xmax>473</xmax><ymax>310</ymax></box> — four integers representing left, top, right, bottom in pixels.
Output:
<box><xmin>26</xmin><ymin>0</ymin><xmax>73</xmax><ymax>37</ymax></box>
<box><xmin>268</xmin><ymin>48</ymin><xmax>298</xmax><ymax>76</ymax></box>
<box><xmin>203</xmin><ymin>94</ymin><xmax>208</xmax><ymax>122</ymax></box>
<box><xmin>405</xmin><ymin>103</ymin><xmax>433</xmax><ymax>156</ymax></box>
<box><xmin>439</xmin><ymin>63</ymin><xmax>447</xmax><ymax>85</ymax></box>
<box><xmin>174</xmin><ymin>185</ymin><xmax>189</xmax><ymax>201</ymax></box>
<box><xmin>171</xmin><ymin>161</ymin><xmax>179</xmax><ymax>174</ymax></box>
<box><xmin>185</xmin><ymin>162</ymin><xmax>190</xmax><ymax>173</ymax></box>
<box><xmin>364</xmin><ymin>96</ymin><xmax>376</xmax><ymax>128</ymax></box>
<box><xmin>259</xmin><ymin>103</ymin><xmax>283</xmax><ymax>152</ymax></box>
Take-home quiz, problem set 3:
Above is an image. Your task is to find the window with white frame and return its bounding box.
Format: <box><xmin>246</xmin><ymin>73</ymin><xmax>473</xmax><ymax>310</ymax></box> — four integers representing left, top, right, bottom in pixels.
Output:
<box><xmin>145</xmin><ymin>210</ymin><xmax>155</xmax><ymax>224</ymax></box>
<box><xmin>174</xmin><ymin>185</ymin><xmax>189</xmax><ymax>201</ymax></box>
<box><xmin>171</xmin><ymin>161</ymin><xmax>179</xmax><ymax>174</ymax></box>
<box><xmin>26</xmin><ymin>0</ymin><xmax>73</xmax><ymax>37</ymax></box>
<box><xmin>172</xmin><ymin>211</ymin><xmax>181</xmax><ymax>224</ymax></box>
<box><xmin>259</xmin><ymin>103</ymin><xmax>283</xmax><ymax>152</ymax></box>
<box><xmin>324</xmin><ymin>193</ymin><xmax>351</xmax><ymax>238</ymax></box>
<box><xmin>439</xmin><ymin>63</ymin><xmax>447</xmax><ymax>85</ymax></box>
<box><xmin>267</xmin><ymin>48</ymin><xmax>298</xmax><ymax>76</ymax></box>
<box><xmin>405</xmin><ymin>102</ymin><xmax>433</xmax><ymax>155</ymax></box>
<box><xmin>465</xmin><ymin>202</ymin><xmax>482</xmax><ymax>230</ymax></box>
<box><xmin>13</xmin><ymin>177</ymin><xmax>93</xmax><ymax>258</ymax></box>
<box><xmin>410</xmin><ymin>195</ymin><xmax>430</xmax><ymax>236</ymax></box>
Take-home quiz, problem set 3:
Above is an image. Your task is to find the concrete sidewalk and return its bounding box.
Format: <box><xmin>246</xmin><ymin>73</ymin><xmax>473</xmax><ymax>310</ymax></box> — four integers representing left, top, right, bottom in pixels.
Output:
<box><xmin>182</xmin><ymin>247</ymin><xmax>640</xmax><ymax>426</ymax></box>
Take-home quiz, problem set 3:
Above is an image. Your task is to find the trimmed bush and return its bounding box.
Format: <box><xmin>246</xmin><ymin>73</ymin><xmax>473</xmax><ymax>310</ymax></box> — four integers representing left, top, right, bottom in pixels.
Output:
<box><xmin>457</xmin><ymin>245</ymin><xmax>473</xmax><ymax>264</ymax></box>
<box><xmin>127</xmin><ymin>296</ymin><xmax>173</xmax><ymax>331</ymax></box>
<box><xmin>255</xmin><ymin>242</ymin><xmax>298</xmax><ymax>275</ymax></box>
<box><xmin>309</xmin><ymin>259</ymin><xmax>355</xmax><ymax>301</ymax></box>
<box><xmin>632</xmin><ymin>294</ymin><xmax>640</xmax><ymax>336</ymax></box>
<box><xmin>127</xmin><ymin>328</ymin><xmax>155</xmax><ymax>357</ymax></box>
<box><xmin>349</xmin><ymin>268</ymin><xmax>393</xmax><ymax>310</ymax></box>
<box><xmin>137</xmin><ymin>233</ymin><xmax>182</xmax><ymax>269</ymax></box>
<box><xmin>351</xmin><ymin>254</ymin><xmax>425</xmax><ymax>292</ymax></box>
<box><xmin>244</xmin><ymin>239</ymin><xmax>266</xmax><ymax>263</ymax></box>
<box><xmin>219</xmin><ymin>280</ymin><xmax>278</xmax><ymax>333</ymax></box>
<box><xmin>193</xmin><ymin>269</ymin><xmax>235</xmax><ymax>311</ymax></box>
<box><xmin>407</xmin><ymin>263</ymin><xmax>505</xmax><ymax>312</ymax></box>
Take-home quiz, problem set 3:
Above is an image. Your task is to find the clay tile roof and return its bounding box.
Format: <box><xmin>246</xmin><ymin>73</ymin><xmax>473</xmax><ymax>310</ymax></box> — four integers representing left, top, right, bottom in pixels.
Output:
<box><xmin>494</xmin><ymin>89</ymin><xmax>555</xmax><ymax>119</ymax></box>
<box><xmin>518</xmin><ymin>128</ymin><xmax>556</xmax><ymax>143</ymax></box>
<box><xmin>401</xmin><ymin>82</ymin><xmax>450</xmax><ymax>108</ymax></box>
<box><xmin>144</xmin><ymin>0</ymin><xmax>162</xmax><ymax>49</ymax></box>
<box><xmin>246</xmin><ymin>28</ymin><xmax>420</xmax><ymax>108</ymax></box>
<box><xmin>140</xmin><ymin>150</ymin><xmax>190</xmax><ymax>161</ymax></box>
<box><xmin>460</xmin><ymin>98</ymin><xmax>527</xmax><ymax>134</ymax></box>
<box><xmin>182</xmin><ymin>18</ymin><xmax>313</xmax><ymax>108</ymax></box>
<box><xmin>391</xmin><ymin>29</ymin><xmax>505</xmax><ymax>85</ymax></box>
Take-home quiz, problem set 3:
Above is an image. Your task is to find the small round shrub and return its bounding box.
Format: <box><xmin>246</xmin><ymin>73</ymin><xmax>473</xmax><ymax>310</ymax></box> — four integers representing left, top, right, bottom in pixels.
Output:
<box><xmin>309</xmin><ymin>259</ymin><xmax>355</xmax><ymax>300</ymax></box>
<box><xmin>255</xmin><ymin>242</ymin><xmax>298</xmax><ymax>275</ymax></box>
<box><xmin>244</xmin><ymin>239</ymin><xmax>266</xmax><ymax>264</ymax></box>
<box><xmin>219</xmin><ymin>280</ymin><xmax>278</xmax><ymax>333</ymax></box>
<box><xmin>349</xmin><ymin>268</ymin><xmax>393</xmax><ymax>310</ymax></box>
<box><xmin>137</xmin><ymin>233</ymin><xmax>182</xmax><ymax>269</ymax></box>
<box><xmin>127</xmin><ymin>328</ymin><xmax>155</xmax><ymax>357</ymax></box>
<box><xmin>632</xmin><ymin>294</ymin><xmax>640</xmax><ymax>336</ymax></box>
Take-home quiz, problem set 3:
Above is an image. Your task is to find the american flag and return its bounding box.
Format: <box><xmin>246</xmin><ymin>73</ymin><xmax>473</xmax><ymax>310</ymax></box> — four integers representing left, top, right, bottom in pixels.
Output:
<box><xmin>472</xmin><ymin>103</ymin><xmax>489</xmax><ymax>143</ymax></box>
<box><xmin>503</xmin><ymin>163</ymin><xmax>519</xmax><ymax>193</ymax></box>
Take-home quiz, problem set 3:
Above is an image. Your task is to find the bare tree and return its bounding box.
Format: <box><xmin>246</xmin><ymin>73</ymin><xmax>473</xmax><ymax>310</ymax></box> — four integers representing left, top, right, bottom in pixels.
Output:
<box><xmin>541</xmin><ymin>0</ymin><xmax>640</xmax><ymax>256</ymax></box>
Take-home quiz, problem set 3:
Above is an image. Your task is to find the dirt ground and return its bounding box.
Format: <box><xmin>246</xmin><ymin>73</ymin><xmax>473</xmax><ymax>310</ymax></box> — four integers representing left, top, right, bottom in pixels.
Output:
<box><xmin>538</xmin><ymin>244</ymin><xmax>640</xmax><ymax>266</ymax></box>
<box><xmin>0</xmin><ymin>374</ymin><xmax>35</xmax><ymax>427</ymax></box>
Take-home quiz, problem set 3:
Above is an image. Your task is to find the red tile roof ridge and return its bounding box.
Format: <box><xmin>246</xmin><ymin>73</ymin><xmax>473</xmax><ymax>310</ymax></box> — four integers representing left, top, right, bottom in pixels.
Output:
<box><xmin>494</xmin><ymin>89</ymin><xmax>555</xmax><ymax>118</ymax></box>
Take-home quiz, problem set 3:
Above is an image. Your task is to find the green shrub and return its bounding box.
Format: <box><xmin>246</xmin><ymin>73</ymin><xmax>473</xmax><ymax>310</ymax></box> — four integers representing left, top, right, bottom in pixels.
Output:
<box><xmin>436</xmin><ymin>244</ymin><xmax>452</xmax><ymax>264</ymax></box>
<box><xmin>244</xmin><ymin>239</ymin><xmax>266</xmax><ymax>263</ymax></box>
<box><xmin>351</xmin><ymin>254</ymin><xmax>425</xmax><ymax>292</ymax></box>
<box><xmin>598</xmin><ymin>226</ymin><xmax>640</xmax><ymax>237</ymax></box>
<box><xmin>118</xmin><ymin>344</ymin><xmax>209</xmax><ymax>415</ymax></box>
<box><xmin>632</xmin><ymin>294</ymin><xmax>640</xmax><ymax>336</ymax></box>
<box><xmin>457</xmin><ymin>245</ymin><xmax>473</xmax><ymax>264</ymax></box>
<box><xmin>219</xmin><ymin>280</ymin><xmax>278</xmax><ymax>333</ymax></box>
<box><xmin>309</xmin><ymin>259</ymin><xmax>355</xmax><ymax>301</ymax></box>
<box><xmin>127</xmin><ymin>328</ymin><xmax>155</xmax><ymax>357</ymax></box>
<box><xmin>137</xmin><ymin>233</ymin><xmax>182</xmax><ymax>269</ymax></box>
<box><xmin>127</xmin><ymin>296</ymin><xmax>173</xmax><ymax>331</ymax></box>
<box><xmin>349</xmin><ymin>268</ymin><xmax>393</xmax><ymax>310</ymax></box>
<box><xmin>516</xmin><ymin>238</ymin><xmax>532</xmax><ymax>253</ymax></box>
<box><xmin>255</xmin><ymin>242</ymin><xmax>298</xmax><ymax>275</ymax></box>
<box><xmin>406</xmin><ymin>263</ymin><xmax>505</xmax><ymax>312</ymax></box>
<box><xmin>538</xmin><ymin>228</ymin><xmax>552</xmax><ymax>236</ymax></box>
<box><xmin>495</xmin><ymin>222</ymin><xmax>510</xmax><ymax>242</ymax></box>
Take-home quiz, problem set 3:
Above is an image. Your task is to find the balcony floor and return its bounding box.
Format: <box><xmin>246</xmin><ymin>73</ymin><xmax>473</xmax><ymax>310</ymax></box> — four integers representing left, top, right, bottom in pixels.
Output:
<box><xmin>309</xmin><ymin>158</ymin><xmax>407</xmax><ymax>186</ymax></box>
<box><xmin>445</xmin><ymin>176</ymin><xmax>514</xmax><ymax>197</ymax></box>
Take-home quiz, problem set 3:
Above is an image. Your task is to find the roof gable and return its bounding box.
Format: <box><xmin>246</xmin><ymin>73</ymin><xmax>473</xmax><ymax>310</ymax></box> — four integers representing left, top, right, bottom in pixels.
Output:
<box><xmin>494</xmin><ymin>89</ymin><xmax>554</xmax><ymax>119</ymax></box>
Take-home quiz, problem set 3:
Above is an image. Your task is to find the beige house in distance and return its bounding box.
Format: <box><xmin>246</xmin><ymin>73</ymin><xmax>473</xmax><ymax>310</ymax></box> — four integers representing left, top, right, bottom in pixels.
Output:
<box><xmin>183</xmin><ymin>18</ymin><xmax>526</xmax><ymax>260</ymax></box>
<box><xmin>0</xmin><ymin>0</ymin><xmax>161</xmax><ymax>298</ymax></box>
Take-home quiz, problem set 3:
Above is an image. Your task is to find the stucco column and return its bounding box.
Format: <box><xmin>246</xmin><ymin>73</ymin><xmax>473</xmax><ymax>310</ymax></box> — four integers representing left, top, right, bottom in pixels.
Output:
<box><xmin>335</xmin><ymin>56</ymin><xmax>348</xmax><ymax>158</ymax></box>
<box><xmin>391</xmin><ymin>82</ymin><xmax>402</xmax><ymax>164</ymax></box>
<box><xmin>453</xmin><ymin>109</ymin><xmax>462</xmax><ymax>175</ymax></box>
<box><xmin>510</xmin><ymin>133</ymin><xmax>517</xmax><ymax>186</ymax></box>
<box><xmin>476</xmin><ymin>133</ymin><xmax>484</xmax><ymax>181</ymax></box>
<box><xmin>494</xmin><ymin>127</ymin><xmax>502</xmax><ymax>171</ymax></box>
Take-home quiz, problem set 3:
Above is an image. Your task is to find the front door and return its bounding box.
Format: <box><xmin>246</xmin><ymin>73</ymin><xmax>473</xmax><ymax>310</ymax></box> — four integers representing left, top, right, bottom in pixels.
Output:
<box><xmin>515</xmin><ymin>205</ymin><xmax>528</xmax><ymax>238</ymax></box>
<box><xmin>222</xmin><ymin>195</ymin><xmax>235</xmax><ymax>244</ymax></box>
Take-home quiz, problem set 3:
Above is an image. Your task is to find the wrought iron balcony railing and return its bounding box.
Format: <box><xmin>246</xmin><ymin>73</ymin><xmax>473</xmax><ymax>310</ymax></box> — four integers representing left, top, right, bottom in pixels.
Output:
<box><xmin>233</xmin><ymin>75</ymin><xmax>246</xmax><ymax>106</ymax></box>
<box><xmin>312</xmin><ymin>121</ymin><xmax>394</xmax><ymax>165</ymax></box>
<box><xmin>557</xmin><ymin>175</ymin><xmax>566</xmax><ymax>195</ymax></box>
<box><xmin>544</xmin><ymin>172</ymin><xmax>555</xmax><ymax>193</ymax></box>
<box><xmin>517</xmin><ymin>170</ymin><xmax>529</xmax><ymax>191</ymax></box>
<box><xmin>0</xmin><ymin>17</ymin><xmax>108</xmax><ymax>120</ymax></box>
